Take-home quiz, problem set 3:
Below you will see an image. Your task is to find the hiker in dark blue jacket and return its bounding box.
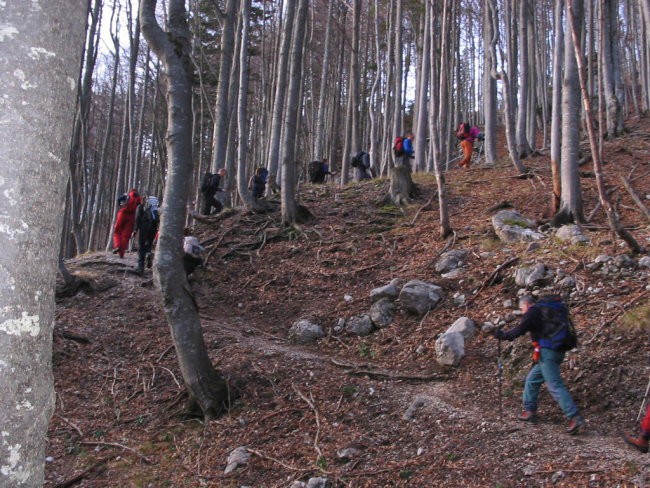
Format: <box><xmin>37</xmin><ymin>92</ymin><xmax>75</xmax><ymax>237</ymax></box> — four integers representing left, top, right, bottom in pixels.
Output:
<box><xmin>248</xmin><ymin>167</ymin><xmax>267</xmax><ymax>199</ymax></box>
<box><xmin>485</xmin><ymin>295</ymin><xmax>585</xmax><ymax>434</ymax></box>
<box><xmin>133</xmin><ymin>196</ymin><xmax>160</xmax><ymax>275</ymax></box>
<box><xmin>352</xmin><ymin>151</ymin><xmax>371</xmax><ymax>181</ymax></box>
<box><xmin>200</xmin><ymin>168</ymin><xmax>226</xmax><ymax>215</ymax></box>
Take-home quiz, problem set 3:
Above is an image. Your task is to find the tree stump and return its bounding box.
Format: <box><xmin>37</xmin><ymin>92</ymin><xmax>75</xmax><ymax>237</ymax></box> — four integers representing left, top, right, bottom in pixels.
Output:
<box><xmin>389</xmin><ymin>165</ymin><xmax>419</xmax><ymax>205</ymax></box>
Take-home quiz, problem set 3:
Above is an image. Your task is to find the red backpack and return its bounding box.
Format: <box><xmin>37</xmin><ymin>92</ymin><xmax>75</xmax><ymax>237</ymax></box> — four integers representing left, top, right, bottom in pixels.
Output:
<box><xmin>393</xmin><ymin>137</ymin><xmax>404</xmax><ymax>156</ymax></box>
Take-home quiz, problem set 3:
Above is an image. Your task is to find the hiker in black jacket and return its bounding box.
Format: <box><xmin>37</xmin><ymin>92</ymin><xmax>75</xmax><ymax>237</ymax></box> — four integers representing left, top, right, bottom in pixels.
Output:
<box><xmin>133</xmin><ymin>196</ymin><xmax>160</xmax><ymax>274</ymax></box>
<box><xmin>485</xmin><ymin>295</ymin><xmax>585</xmax><ymax>434</ymax></box>
<box><xmin>200</xmin><ymin>168</ymin><xmax>226</xmax><ymax>215</ymax></box>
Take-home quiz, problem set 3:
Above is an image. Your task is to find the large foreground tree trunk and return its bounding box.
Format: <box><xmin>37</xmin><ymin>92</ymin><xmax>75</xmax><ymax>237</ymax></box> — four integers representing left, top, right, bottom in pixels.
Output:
<box><xmin>141</xmin><ymin>0</ymin><xmax>228</xmax><ymax>419</ymax></box>
<box><xmin>0</xmin><ymin>1</ymin><xmax>86</xmax><ymax>485</ymax></box>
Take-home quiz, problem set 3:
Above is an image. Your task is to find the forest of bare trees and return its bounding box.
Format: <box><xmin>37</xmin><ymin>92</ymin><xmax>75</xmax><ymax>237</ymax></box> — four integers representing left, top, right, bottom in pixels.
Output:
<box><xmin>4</xmin><ymin>2</ymin><xmax>650</xmax><ymax>484</ymax></box>
<box><xmin>62</xmin><ymin>0</ymin><xmax>650</xmax><ymax>256</ymax></box>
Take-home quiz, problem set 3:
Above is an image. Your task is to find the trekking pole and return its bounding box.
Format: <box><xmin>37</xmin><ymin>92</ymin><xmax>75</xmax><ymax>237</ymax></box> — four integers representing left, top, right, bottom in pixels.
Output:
<box><xmin>637</xmin><ymin>373</ymin><xmax>650</xmax><ymax>421</ymax></box>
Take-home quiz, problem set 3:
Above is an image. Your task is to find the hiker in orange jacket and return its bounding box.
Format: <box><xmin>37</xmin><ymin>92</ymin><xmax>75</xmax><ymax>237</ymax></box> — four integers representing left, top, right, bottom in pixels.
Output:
<box><xmin>456</xmin><ymin>122</ymin><xmax>481</xmax><ymax>169</ymax></box>
<box><xmin>112</xmin><ymin>189</ymin><xmax>141</xmax><ymax>258</ymax></box>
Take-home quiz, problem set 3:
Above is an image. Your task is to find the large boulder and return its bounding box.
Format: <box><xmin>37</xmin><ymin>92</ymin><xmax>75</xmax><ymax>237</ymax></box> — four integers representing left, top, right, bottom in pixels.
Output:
<box><xmin>514</xmin><ymin>263</ymin><xmax>549</xmax><ymax>288</ymax></box>
<box><xmin>369</xmin><ymin>279</ymin><xmax>402</xmax><ymax>302</ymax></box>
<box><xmin>224</xmin><ymin>446</ymin><xmax>251</xmax><ymax>474</ymax></box>
<box><xmin>369</xmin><ymin>298</ymin><xmax>395</xmax><ymax>328</ymax></box>
<box><xmin>344</xmin><ymin>315</ymin><xmax>375</xmax><ymax>336</ymax></box>
<box><xmin>554</xmin><ymin>224</ymin><xmax>589</xmax><ymax>245</ymax></box>
<box><xmin>288</xmin><ymin>319</ymin><xmax>325</xmax><ymax>344</ymax></box>
<box><xmin>492</xmin><ymin>210</ymin><xmax>544</xmax><ymax>243</ymax></box>
<box><xmin>446</xmin><ymin>317</ymin><xmax>476</xmax><ymax>340</ymax></box>
<box><xmin>398</xmin><ymin>280</ymin><xmax>443</xmax><ymax>316</ymax></box>
<box><xmin>435</xmin><ymin>331</ymin><xmax>465</xmax><ymax>366</ymax></box>
<box><xmin>435</xmin><ymin>250</ymin><xmax>469</xmax><ymax>274</ymax></box>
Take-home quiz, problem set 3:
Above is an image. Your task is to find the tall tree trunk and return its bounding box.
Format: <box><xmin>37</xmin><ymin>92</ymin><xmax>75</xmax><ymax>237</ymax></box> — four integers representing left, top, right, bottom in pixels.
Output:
<box><xmin>141</xmin><ymin>0</ymin><xmax>229</xmax><ymax>419</ymax></box>
<box><xmin>488</xmin><ymin>0</ymin><xmax>527</xmax><ymax>173</ymax></box>
<box><xmin>211</xmin><ymin>0</ymin><xmax>239</xmax><ymax>173</ymax></box>
<box><xmin>438</xmin><ymin>0</ymin><xmax>452</xmax><ymax>168</ymax></box>
<box><xmin>483</xmin><ymin>0</ymin><xmax>498</xmax><ymax>166</ymax></box>
<box><xmin>235</xmin><ymin>0</ymin><xmax>262</xmax><ymax>211</ymax></box>
<box><xmin>428</xmin><ymin>0</ymin><xmax>452</xmax><ymax>237</ymax></box>
<box><xmin>516</xmin><ymin>0</ymin><xmax>533</xmax><ymax>157</ymax></box>
<box><xmin>393</xmin><ymin>0</ymin><xmax>403</xmax><ymax>142</ymax></box>
<box><xmin>281</xmin><ymin>0</ymin><xmax>308</xmax><ymax>225</ymax></box>
<box><xmin>368</xmin><ymin>0</ymin><xmax>382</xmax><ymax>177</ymax></box>
<box><xmin>567</xmin><ymin>0</ymin><xmax>643</xmax><ymax>251</ymax></box>
<box><xmin>313</xmin><ymin>0</ymin><xmax>334</xmax><ymax>161</ymax></box>
<box><xmin>554</xmin><ymin>0</ymin><xmax>585</xmax><ymax>224</ymax></box>
<box><xmin>266</xmin><ymin>2</ymin><xmax>296</xmax><ymax>182</ymax></box>
<box><xmin>68</xmin><ymin>0</ymin><xmax>102</xmax><ymax>255</ymax></box>
<box><xmin>125</xmin><ymin>0</ymin><xmax>141</xmax><ymax>189</ymax></box>
<box><xmin>414</xmin><ymin>1</ymin><xmax>430</xmax><ymax>174</ymax></box>
<box><xmin>90</xmin><ymin>9</ymin><xmax>120</xmax><ymax>250</ymax></box>
<box><xmin>639</xmin><ymin>0</ymin><xmax>650</xmax><ymax>113</ymax></box>
<box><xmin>601</xmin><ymin>0</ymin><xmax>623</xmax><ymax>138</ymax></box>
<box><xmin>0</xmin><ymin>1</ymin><xmax>85</xmax><ymax>485</ymax></box>
<box><xmin>550</xmin><ymin>0</ymin><xmax>565</xmax><ymax>215</ymax></box>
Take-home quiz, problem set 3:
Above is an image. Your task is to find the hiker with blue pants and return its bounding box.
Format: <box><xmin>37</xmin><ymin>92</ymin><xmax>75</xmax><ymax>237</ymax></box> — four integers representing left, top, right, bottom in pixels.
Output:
<box><xmin>484</xmin><ymin>295</ymin><xmax>585</xmax><ymax>434</ymax></box>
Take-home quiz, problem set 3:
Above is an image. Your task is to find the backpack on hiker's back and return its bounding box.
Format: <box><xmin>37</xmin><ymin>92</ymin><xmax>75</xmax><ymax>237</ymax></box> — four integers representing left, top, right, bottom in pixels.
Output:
<box><xmin>351</xmin><ymin>151</ymin><xmax>369</xmax><ymax>169</ymax></box>
<box><xmin>309</xmin><ymin>160</ymin><xmax>325</xmax><ymax>183</ymax></box>
<box><xmin>137</xmin><ymin>196</ymin><xmax>160</xmax><ymax>229</ymax></box>
<box><xmin>200</xmin><ymin>172</ymin><xmax>221</xmax><ymax>195</ymax></box>
<box><xmin>393</xmin><ymin>137</ymin><xmax>405</xmax><ymax>157</ymax></box>
<box><xmin>536</xmin><ymin>295</ymin><xmax>578</xmax><ymax>352</ymax></box>
<box><xmin>144</xmin><ymin>196</ymin><xmax>160</xmax><ymax>223</ymax></box>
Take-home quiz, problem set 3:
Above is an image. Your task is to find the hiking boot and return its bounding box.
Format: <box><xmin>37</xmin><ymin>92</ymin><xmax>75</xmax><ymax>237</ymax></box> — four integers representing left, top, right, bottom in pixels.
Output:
<box><xmin>623</xmin><ymin>433</ymin><xmax>649</xmax><ymax>453</ymax></box>
<box><xmin>135</xmin><ymin>266</ymin><xmax>144</xmax><ymax>276</ymax></box>
<box><xmin>517</xmin><ymin>410</ymin><xmax>538</xmax><ymax>423</ymax></box>
<box><xmin>145</xmin><ymin>252</ymin><xmax>153</xmax><ymax>269</ymax></box>
<box><xmin>566</xmin><ymin>414</ymin><xmax>585</xmax><ymax>435</ymax></box>
<box><xmin>112</xmin><ymin>247</ymin><xmax>120</xmax><ymax>254</ymax></box>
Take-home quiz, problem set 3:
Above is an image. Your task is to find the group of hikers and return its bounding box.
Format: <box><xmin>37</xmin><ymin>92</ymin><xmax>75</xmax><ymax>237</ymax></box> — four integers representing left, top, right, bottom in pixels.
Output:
<box><xmin>112</xmin><ymin>189</ymin><xmax>160</xmax><ymax>275</ymax></box>
<box><xmin>308</xmin><ymin>122</ymin><xmax>482</xmax><ymax>184</ymax></box>
<box><xmin>109</xmin><ymin>127</ymin><xmax>650</xmax><ymax>453</ymax></box>
<box><xmin>109</xmin><ymin>122</ymin><xmax>483</xmax><ymax>276</ymax></box>
<box><xmin>112</xmin><ymin>188</ymin><xmax>204</xmax><ymax>277</ymax></box>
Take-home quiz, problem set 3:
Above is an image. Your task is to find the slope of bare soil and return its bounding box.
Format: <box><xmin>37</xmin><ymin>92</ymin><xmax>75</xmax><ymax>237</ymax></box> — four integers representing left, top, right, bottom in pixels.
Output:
<box><xmin>47</xmin><ymin>120</ymin><xmax>650</xmax><ymax>487</ymax></box>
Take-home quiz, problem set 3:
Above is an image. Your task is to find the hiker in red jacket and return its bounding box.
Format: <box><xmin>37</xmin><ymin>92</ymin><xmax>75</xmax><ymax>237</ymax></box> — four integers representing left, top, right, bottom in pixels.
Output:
<box><xmin>624</xmin><ymin>404</ymin><xmax>650</xmax><ymax>453</ymax></box>
<box><xmin>112</xmin><ymin>189</ymin><xmax>142</xmax><ymax>258</ymax></box>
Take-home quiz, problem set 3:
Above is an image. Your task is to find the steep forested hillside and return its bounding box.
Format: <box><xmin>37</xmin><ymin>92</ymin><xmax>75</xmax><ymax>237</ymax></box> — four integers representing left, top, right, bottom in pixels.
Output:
<box><xmin>46</xmin><ymin>118</ymin><xmax>650</xmax><ymax>487</ymax></box>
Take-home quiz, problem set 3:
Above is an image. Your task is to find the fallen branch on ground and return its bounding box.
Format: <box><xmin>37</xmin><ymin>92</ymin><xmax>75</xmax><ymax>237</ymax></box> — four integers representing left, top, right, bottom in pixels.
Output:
<box><xmin>466</xmin><ymin>257</ymin><xmax>520</xmax><ymax>305</ymax></box>
<box><xmin>408</xmin><ymin>197</ymin><xmax>435</xmax><ymax>226</ymax></box>
<box><xmin>292</xmin><ymin>385</ymin><xmax>323</xmax><ymax>460</ymax></box>
<box><xmin>330</xmin><ymin>359</ymin><xmax>447</xmax><ymax>381</ymax></box>
<box><xmin>52</xmin><ymin>455</ymin><xmax>117</xmax><ymax>488</ymax></box>
<box><xmin>79</xmin><ymin>441</ymin><xmax>154</xmax><ymax>464</ymax></box>
<box><xmin>247</xmin><ymin>448</ymin><xmax>312</xmax><ymax>473</ymax></box>
<box><xmin>55</xmin><ymin>414</ymin><xmax>83</xmax><ymax>437</ymax></box>
<box><xmin>620</xmin><ymin>176</ymin><xmax>650</xmax><ymax>222</ymax></box>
